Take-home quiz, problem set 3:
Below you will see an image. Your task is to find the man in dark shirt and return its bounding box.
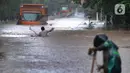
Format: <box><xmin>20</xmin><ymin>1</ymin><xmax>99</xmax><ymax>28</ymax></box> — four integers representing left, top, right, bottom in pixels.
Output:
<box><xmin>88</xmin><ymin>34</ymin><xmax>122</xmax><ymax>73</ymax></box>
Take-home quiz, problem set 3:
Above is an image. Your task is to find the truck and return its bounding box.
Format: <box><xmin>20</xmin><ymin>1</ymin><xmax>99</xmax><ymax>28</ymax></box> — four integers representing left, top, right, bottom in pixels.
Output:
<box><xmin>17</xmin><ymin>4</ymin><xmax>48</xmax><ymax>25</ymax></box>
<box><xmin>57</xmin><ymin>6</ymin><xmax>72</xmax><ymax>17</ymax></box>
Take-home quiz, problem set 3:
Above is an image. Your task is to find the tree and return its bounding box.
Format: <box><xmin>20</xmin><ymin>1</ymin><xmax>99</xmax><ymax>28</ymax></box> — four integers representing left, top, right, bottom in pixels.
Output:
<box><xmin>0</xmin><ymin>0</ymin><xmax>8</xmax><ymax>5</ymax></box>
<box><xmin>73</xmin><ymin>0</ymin><xmax>130</xmax><ymax>30</ymax></box>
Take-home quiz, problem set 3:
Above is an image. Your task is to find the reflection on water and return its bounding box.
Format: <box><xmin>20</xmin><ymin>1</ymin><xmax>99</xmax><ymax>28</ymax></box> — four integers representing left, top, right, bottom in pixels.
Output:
<box><xmin>0</xmin><ymin>34</ymin><xmax>29</xmax><ymax>37</ymax></box>
<box><xmin>0</xmin><ymin>52</ymin><xmax>6</xmax><ymax>60</ymax></box>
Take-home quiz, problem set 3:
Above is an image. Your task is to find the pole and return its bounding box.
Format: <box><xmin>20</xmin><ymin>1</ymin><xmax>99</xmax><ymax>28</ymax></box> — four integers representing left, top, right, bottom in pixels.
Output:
<box><xmin>88</xmin><ymin>16</ymin><xmax>91</xmax><ymax>24</ymax></box>
<box><xmin>101</xmin><ymin>8</ymin><xmax>103</xmax><ymax>21</ymax></box>
<box><xmin>90</xmin><ymin>51</ymin><xmax>96</xmax><ymax>73</ymax></box>
<box><xmin>96</xmin><ymin>12</ymin><xmax>99</xmax><ymax>22</ymax></box>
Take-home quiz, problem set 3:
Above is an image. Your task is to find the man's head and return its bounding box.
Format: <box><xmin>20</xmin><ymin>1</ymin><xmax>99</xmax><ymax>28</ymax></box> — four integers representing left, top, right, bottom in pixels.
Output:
<box><xmin>41</xmin><ymin>26</ymin><xmax>45</xmax><ymax>31</ymax></box>
<box><xmin>93</xmin><ymin>34</ymin><xmax>108</xmax><ymax>47</ymax></box>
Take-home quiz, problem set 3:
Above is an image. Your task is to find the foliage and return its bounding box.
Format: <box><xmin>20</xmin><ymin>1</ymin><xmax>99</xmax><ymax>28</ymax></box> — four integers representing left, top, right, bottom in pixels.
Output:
<box><xmin>73</xmin><ymin>0</ymin><xmax>81</xmax><ymax>4</ymax></box>
<box><xmin>73</xmin><ymin>0</ymin><xmax>130</xmax><ymax>30</ymax></box>
<box><xmin>0</xmin><ymin>0</ymin><xmax>8</xmax><ymax>5</ymax></box>
<box><xmin>0</xmin><ymin>0</ymin><xmax>38</xmax><ymax>20</ymax></box>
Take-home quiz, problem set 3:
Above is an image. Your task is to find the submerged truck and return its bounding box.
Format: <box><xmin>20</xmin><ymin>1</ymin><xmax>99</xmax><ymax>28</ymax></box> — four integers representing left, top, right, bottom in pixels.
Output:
<box><xmin>17</xmin><ymin>4</ymin><xmax>48</xmax><ymax>25</ymax></box>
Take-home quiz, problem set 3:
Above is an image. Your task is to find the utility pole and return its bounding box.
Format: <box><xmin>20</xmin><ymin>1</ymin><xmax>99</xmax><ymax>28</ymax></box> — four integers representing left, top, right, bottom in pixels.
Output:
<box><xmin>101</xmin><ymin>8</ymin><xmax>103</xmax><ymax>21</ymax></box>
<box><xmin>80</xmin><ymin>0</ymin><xmax>84</xmax><ymax>5</ymax></box>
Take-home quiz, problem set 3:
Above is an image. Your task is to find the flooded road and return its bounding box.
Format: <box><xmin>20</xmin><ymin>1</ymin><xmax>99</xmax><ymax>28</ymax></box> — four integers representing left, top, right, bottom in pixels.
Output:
<box><xmin>0</xmin><ymin>24</ymin><xmax>130</xmax><ymax>73</ymax></box>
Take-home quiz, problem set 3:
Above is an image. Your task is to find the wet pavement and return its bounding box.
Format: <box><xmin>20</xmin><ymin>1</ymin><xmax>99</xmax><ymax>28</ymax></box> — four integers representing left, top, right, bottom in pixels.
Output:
<box><xmin>0</xmin><ymin>24</ymin><xmax>130</xmax><ymax>73</ymax></box>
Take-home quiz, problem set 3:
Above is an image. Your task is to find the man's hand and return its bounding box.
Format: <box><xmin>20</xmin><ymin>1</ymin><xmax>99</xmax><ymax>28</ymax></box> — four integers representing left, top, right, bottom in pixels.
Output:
<box><xmin>97</xmin><ymin>65</ymin><xmax>104</xmax><ymax>72</ymax></box>
<box><xmin>52</xmin><ymin>27</ymin><xmax>54</xmax><ymax>30</ymax></box>
<box><xmin>49</xmin><ymin>24</ymin><xmax>53</xmax><ymax>26</ymax></box>
<box><xmin>88</xmin><ymin>47</ymin><xmax>96</xmax><ymax>55</ymax></box>
<box><xmin>50</xmin><ymin>28</ymin><xmax>55</xmax><ymax>32</ymax></box>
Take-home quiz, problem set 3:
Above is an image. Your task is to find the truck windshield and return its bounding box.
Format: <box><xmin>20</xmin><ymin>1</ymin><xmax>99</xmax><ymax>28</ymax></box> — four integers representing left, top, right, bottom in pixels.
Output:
<box><xmin>22</xmin><ymin>13</ymin><xmax>42</xmax><ymax>21</ymax></box>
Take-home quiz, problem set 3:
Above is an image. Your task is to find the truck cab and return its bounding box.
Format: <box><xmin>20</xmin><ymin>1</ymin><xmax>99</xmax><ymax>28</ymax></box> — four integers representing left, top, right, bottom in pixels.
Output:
<box><xmin>17</xmin><ymin>4</ymin><xmax>48</xmax><ymax>25</ymax></box>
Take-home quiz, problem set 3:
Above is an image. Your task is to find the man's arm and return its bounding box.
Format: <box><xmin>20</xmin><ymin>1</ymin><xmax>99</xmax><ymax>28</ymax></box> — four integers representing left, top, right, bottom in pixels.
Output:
<box><xmin>47</xmin><ymin>28</ymin><xmax>54</xmax><ymax>33</ymax></box>
<box><xmin>88</xmin><ymin>41</ymin><xmax>109</xmax><ymax>55</ymax></box>
<box><xmin>29</xmin><ymin>26</ymin><xmax>39</xmax><ymax>36</ymax></box>
<box><xmin>96</xmin><ymin>41</ymin><xmax>110</xmax><ymax>51</ymax></box>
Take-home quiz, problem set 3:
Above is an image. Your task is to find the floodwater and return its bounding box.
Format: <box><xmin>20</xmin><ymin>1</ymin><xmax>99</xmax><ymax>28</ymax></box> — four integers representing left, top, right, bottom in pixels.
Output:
<box><xmin>0</xmin><ymin>23</ymin><xmax>130</xmax><ymax>73</ymax></box>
